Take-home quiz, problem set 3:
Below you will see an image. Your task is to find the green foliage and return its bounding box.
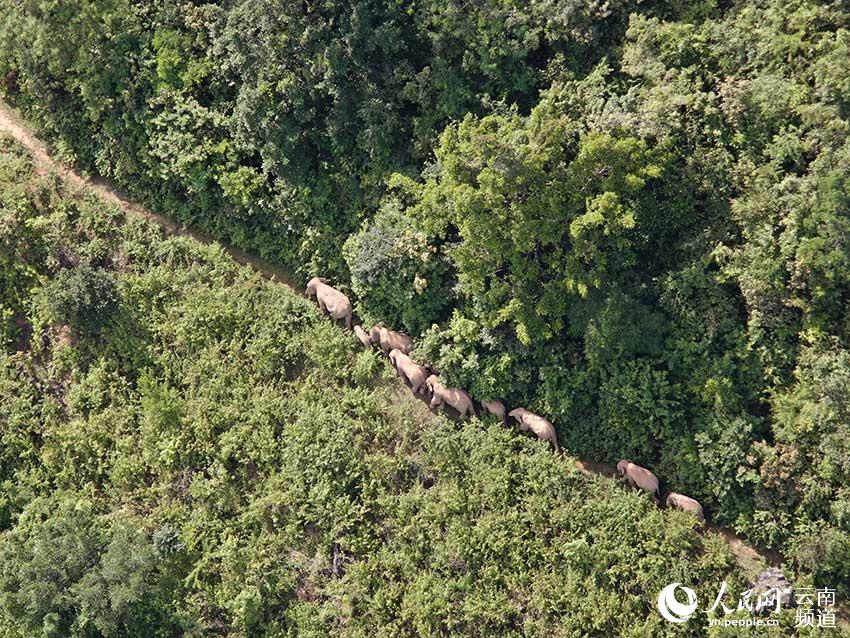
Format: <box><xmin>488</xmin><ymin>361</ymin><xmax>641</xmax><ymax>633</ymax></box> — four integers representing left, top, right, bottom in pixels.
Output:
<box><xmin>44</xmin><ymin>264</ymin><xmax>120</xmax><ymax>334</ymax></box>
<box><xmin>0</xmin><ymin>496</ymin><xmax>184</xmax><ymax>638</ymax></box>
<box><xmin>343</xmin><ymin>196</ymin><xmax>454</xmax><ymax>334</ymax></box>
<box><xmin>403</xmin><ymin>112</ymin><xmax>672</xmax><ymax>344</ymax></box>
<box><xmin>0</xmin><ymin>142</ymin><xmax>801</xmax><ymax>636</ymax></box>
<box><xmin>788</xmin><ymin>521</ymin><xmax>850</xmax><ymax>592</ymax></box>
<box><xmin>3</xmin><ymin>0</ymin><xmax>850</xmax><ymax>629</ymax></box>
<box><xmin>0</xmin><ymin>138</ymin><xmax>42</xmax><ymax>348</ymax></box>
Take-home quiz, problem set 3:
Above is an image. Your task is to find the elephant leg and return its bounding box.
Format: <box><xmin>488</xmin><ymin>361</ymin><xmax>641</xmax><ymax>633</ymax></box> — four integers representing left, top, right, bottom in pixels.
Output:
<box><xmin>429</xmin><ymin>396</ymin><xmax>441</xmax><ymax>409</ymax></box>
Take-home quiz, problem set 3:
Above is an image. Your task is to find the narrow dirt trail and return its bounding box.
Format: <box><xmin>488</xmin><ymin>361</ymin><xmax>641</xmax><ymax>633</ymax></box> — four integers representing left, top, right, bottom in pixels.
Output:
<box><xmin>0</xmin><ymin>100</ymin><xmax>301</xmax><ymax>290</ymax></box>
<box><xmin>573</xmin><ymin>462</ymin><xmax>787</xmax><ymax>577</ymax></box>
<box><xmin>0</xmin><ymin>98</ymin><xmax>793</xmax><ymax>589</ymax></box>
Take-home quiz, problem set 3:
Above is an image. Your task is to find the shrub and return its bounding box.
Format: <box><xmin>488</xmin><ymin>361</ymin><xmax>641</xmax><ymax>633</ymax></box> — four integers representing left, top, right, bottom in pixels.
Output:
<box><xmin>344</xmin><ymin>199</ymin><xmax>454</xmax><ymax>335</ymax></box>
<box><xmin>44</xmin><ymin>265</ymin><xmax>119</xmax><ymax>334</ymax></box>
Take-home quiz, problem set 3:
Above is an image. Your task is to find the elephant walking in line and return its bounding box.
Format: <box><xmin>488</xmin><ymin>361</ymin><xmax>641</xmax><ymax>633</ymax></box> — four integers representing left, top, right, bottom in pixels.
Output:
<box><xmin>306</xmin><ymin>278</ymin><xmax>352</xmax><ymax>330</ymax></box>
<box><xmin>508</xmin><ymin>408</ymin><xmax>559</xmax><ymax>451</ymax></box>
<box><xmin>369</xmin><ymin>325</ymin><xmax>414</xmax><ymax>354</ymax></box>
<box><xmin>617</xmin><ymin>460</ymin><xmax>660</xmax><ymax>501</ymax></box>
<box><xmin>481</xmin><ymin>399</ymin><xmax>506</xmax><ymax>422</ymax></box>
<box><xmin>353</xmin><ymin>325</ymin><xmax>372</xmax><ymax>347</ymax></box>
<box><xmin>389</xmin><ymin>349</ymin><xmax>429</xmax><ymax>394</ymax></box>
<box><xmin>665</xmin><ymin>492</ymin><xmax>705</xmax><ymax>523</ymax></box>
<box><xmin>425</xmin><ymin>375</ymin><xmax>475</xmax><ymax>419</ymax></box>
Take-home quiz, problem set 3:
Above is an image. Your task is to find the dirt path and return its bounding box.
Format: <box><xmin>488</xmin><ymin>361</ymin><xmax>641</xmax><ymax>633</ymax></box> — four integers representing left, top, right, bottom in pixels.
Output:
<box><xmin>0</xmin><ymin>98</ymin><xmax>797</xmax><ymax>591</ymax></box>
<box><xmin>0</xmin><ymin>100</ymin><xmax>301</xmax><ymax>290</ymax></box>
<box><xmin>573</xmin><ymin>461</ymin><xmax>785</xmax><ymax>578</ymax></box>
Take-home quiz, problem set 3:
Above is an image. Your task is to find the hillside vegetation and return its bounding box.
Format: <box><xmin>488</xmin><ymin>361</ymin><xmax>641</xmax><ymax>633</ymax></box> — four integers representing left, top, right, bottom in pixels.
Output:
<box><xmin>2</xmin><ymin>133</ymin><xmax>829</xmax><ymax>636</ymax></box>
<box><xmin>2</xmin><ymin>0</ymin><xmax>850</xmax><ymax>615</ymax></box>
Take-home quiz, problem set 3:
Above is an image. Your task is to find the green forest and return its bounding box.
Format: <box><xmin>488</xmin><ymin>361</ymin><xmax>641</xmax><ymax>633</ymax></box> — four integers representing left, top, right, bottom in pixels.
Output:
<box><xmin>0</xmin><ymin>130</ymin><xmax>836</xmax><ymax>637</ymax></box>
<box><xmin>1</xmin><ymin>0</ymin><xmax>850</xmax><ymax>635</ymax></box>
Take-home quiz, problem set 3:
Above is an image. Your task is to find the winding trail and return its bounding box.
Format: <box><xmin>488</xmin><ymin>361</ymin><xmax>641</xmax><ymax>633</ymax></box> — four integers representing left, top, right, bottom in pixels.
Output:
<box><xmin>0</xmin><ymin>98</ymin><xmax>803</xmax><ymax>592</ymax></box>
<box><xmin>0</xmin><ymin>101</ymin><xmax>300</xmax><ymax>290</ymax></box>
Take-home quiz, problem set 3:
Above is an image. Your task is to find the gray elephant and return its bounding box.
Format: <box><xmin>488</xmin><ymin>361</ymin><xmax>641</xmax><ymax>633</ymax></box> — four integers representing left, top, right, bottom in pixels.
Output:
<box><xmin>388</xmin><ymin>349</ymin><xmax>428</xmax><ymax>394</ymax></box>
<box><xmin>616</xmin><ymin>460</ymin><xmax>660</xmax><ymax>500</ymax></box>
<box><xmin>481</xmin><ymin>399</ymin><xmax>506</xmax><ymax>422</ymax></box>
<box><xmin>665</xmin><ymin>492</ymin><xmax>705</xmax><ymax>522</ymax></box>
<box><xmin>369</xmin><ymin>325</ymin><xmax>413</xmax><ymax>354</ymax></box>
<box><xmin>508</xmin><ymin>408</ymin><xmax>559</xmax><ymax>451</ymax></box>
<box><xmin>353</xmin><ymin>325</ymin><xmax>372</xmax><ymax>348</ymax></box>
<box><xmin>306</xmin><ymin>277</ymin><xmax>352</xmax><ymax>330</ymax></box>
<box><xmin>425</xmin><ymin>375</ymin><xmax>475</xmax><ymax>419</ymax></box>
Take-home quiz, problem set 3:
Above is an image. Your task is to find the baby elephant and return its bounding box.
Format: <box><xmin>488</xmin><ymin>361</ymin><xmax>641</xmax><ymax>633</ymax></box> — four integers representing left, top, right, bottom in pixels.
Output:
<box><xmin>306</xmin><ymin>278</ymin><xmax>353</xmax><ymax>330</ymax></box>
<box><xmin>353</xmin><ymin>324</ymin><xmax>372</xmax><ymax>348</ymax></box>
<box><xmin>508</xmin><ymin>408</ymin><xmax>559</xmax><ymax>451</ymax></box>
<box><xmin>666</xmin><ymin>492</ymin><xmax>705</xmax><ymax>523</ymax></box>
<box><xmin>481</xmin><ymin>399</ymin><xmax>506</xmax><ymax>422</ymax></box>
<box><xmin>370</xmin><ymin>325</ymin><xmax>413</xmax><ymax>355</ymax></box>
<box><xmin>425</xmin><ymin>375</ymin><xmax>475</xmax><ymax>419</ymax></box>
<box><xmin>617</xmin><ymin>460</ymin><xmax>660</xmax><ymax>501</ymax></box>
<box><xmin>388</xmin><ymin>349</ymin><xmax>429</xmax><ymax>394</ymax></box>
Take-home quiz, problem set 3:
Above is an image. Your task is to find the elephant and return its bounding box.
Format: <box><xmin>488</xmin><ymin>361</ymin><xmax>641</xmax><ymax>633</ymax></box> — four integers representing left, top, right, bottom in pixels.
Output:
<box><xmin>306</xmin><ymin>278</ymin><xmax>352</xmax><ymax>330</ymax></box>
<box><xmin>369</xmin><ymin>325</ymin><xmax>413</xmax><ymax>355</ymax></box>
<box><xmin>508</xmin><ymin>408</ymin><xmax>559</xmax><ymax>451</ymax></box>
<box><xmin>353</xmin><ymin>324</ymin><xmax>372</xmax><ymax>348</ymax></box>
<box><xmin>616</xmin><ymin>460</ymin><xmax>660</xmax><ymax>500</ymax></box>
<box><xmin>425</xmin><ymin>375</ymin><xmax>475</xmax><ymax>419</ymax></box>
<box><xmin>388</xmin><ymin>349</ymin><xmax>429</xmax><ymax>394</ymax></box>
<box><xmin>481</xmin><ymin>399</ymin><xmax>506</xmax><ymax>422</ymax></box>
<box><xmin>665</xmin><ymin>492</ymin><xmax>705</xmax><ymax>522</ymax></box>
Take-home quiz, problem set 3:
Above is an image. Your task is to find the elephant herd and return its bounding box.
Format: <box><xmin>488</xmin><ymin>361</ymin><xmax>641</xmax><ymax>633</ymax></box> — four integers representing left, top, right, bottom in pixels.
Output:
<box><xmin>307</xmin><ymin>278</ymin><xmax>706</xmax><ymax>524</ymax></box>
<box><xmin>616</xmin><ymin>460</ymin><xmax>705</xmax><ymax>522</ymax></box>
